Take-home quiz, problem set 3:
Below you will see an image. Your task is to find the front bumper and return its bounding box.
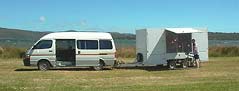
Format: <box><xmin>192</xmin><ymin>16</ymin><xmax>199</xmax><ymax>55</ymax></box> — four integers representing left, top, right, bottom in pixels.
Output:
<box><xmin>23</xmin><ymin>58</ymin><xmax>30</xmax><ymax>66</ymax></box>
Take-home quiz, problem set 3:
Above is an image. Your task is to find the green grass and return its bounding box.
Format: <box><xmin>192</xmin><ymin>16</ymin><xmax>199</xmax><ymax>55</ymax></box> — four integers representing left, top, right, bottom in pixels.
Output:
<box><xmin>0</xmin><ymin>57</ymin><xmax>239</xmax><ymax>91</ymax></box>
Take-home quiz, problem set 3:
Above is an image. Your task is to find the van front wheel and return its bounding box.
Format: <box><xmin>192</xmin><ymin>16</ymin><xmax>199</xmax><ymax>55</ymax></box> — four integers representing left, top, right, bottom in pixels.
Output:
<box><xmin>38</xmin><ymin>61</ymin><xmax>50</xmax><ymax>71</ymax></box>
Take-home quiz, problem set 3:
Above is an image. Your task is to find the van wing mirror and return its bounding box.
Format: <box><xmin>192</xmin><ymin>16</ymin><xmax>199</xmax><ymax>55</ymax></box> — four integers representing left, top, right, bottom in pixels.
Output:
<box><xmin>32</xmin><ymin>45</ymin><xmax>37</xmax><ymax>49</ymax></box>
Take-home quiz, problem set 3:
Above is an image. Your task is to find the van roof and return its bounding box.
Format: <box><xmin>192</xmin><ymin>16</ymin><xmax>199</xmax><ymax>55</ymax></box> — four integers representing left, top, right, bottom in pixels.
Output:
<box><xmin>40</xmin><ymin>32</ymin><xmax>113</xmax><ymax>40</ymax></box>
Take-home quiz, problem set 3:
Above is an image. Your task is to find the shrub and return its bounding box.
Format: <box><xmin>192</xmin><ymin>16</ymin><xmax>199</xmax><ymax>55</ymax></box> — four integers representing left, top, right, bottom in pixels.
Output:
<box><xmin>116</xmin><ymin>47</ymin><xmax>136</xmax><ymax>58</ymax></box>
<box><xmin>0</xmin><ymin>47</ymin><xmax>26</xmax><ymax>59</ymax></box>
<box><xmin>1</xmin><ymin>46</ymin><xmax>238</xmax><ymax>59</ymax></box>
<box><xmin>209</xmin><ymin>46</ymin><xmax>239</xmax><ymax>57</ymax></box>
<box><xmin>116</xmin><ymin>46</ymin><xmax>239</xmax><ymax>58</ymax></box>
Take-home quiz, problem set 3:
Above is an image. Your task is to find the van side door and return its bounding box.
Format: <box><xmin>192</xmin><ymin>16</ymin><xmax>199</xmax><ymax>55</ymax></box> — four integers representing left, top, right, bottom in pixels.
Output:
<box><xmin>76</xmin><ymin>40</ymin><xmax>99</xmax><ymax>66</ymax></box>
<box><xmin>55</xmin><ymin>39</ymin><xmax>76</xmax><ymax>66</ymax></box>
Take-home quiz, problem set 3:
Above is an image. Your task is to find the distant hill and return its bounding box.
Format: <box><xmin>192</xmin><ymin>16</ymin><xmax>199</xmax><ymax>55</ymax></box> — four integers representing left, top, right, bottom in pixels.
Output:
<box><xmin>0</xmin><ymin>27</ymin><xmax>239</xmax><ymax>48</ymax></box>
<box><xmin>0</xmin><ymin>27</ymin><xmax>49</xmax><ymax>40</ymax></box>
<box><xmin>110</xmin><ymin>32</ymin><xmax>135</xmax><ymax>40</ymax></box>
<box><xmin>209</xmin><ymin>32</ymin><xmax>239</xmax><ymax>40</ymax></box>
<box><xmin>0</xmin><ymin>27</ymin><xmax>136</xmax><ymax>40</ymax></box>
<box><xmin>0</xmin><ymin>27</ymin><xmax>136</xmax><ymax>48</ymax></box>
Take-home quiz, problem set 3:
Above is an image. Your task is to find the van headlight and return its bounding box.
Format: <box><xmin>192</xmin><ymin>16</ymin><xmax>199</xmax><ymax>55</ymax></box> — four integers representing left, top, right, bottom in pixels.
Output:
<box><xmin>25</xmin><ymin>54</ymin><xmax>30</xmax><ymax>59</ymax></box>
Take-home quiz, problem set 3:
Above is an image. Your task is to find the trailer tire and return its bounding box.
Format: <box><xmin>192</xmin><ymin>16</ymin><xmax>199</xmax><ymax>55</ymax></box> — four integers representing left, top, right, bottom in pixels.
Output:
<box><xmin>181</xmin><ymin>60</ymin><xmax>188</xmax><ymax>69</ymax></box>
<box><xmin>168</xmin><ymin>60</ymin><xmax>176</xmax><ymax>70</ymax></box>
<box><xmin>192</xmin><ymin>60</ymin><xmax>197</xmax><ymax>67</ymax></box>
<box><xmin>137</xmin><ymin>53</ymin><xmax>143</xmax><ymax>62</ymax></box>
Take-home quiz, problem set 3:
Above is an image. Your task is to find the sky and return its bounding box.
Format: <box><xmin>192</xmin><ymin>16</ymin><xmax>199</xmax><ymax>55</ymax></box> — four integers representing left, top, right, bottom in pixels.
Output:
<box><xmin>0</xmin><ymin>0</ymin><xmax>238</xmax><ymax>33</ymax></box>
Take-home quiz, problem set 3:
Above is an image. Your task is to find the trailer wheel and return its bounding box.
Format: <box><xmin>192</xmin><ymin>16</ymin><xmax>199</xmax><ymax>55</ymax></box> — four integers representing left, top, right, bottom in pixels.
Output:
<box><xmin>168</xmin><ymin>60</ymin><xmax>176</xmax><ymax>70</ymax></box>
<box><xmin>38</xmin><ymin>61</ymin><xmax>50</xmax><ymax>71</ymax></box>
<box><xmin>181</xmin><ymin>60</ymin><xmax>188</xmax><ymax>69</ymax></box>
<box><xmin>192</xmin><ymin>60</ymin><xmax>197</xmax><ymax>67</ymax></box>
<box><xmin>93</xmin><ymin>61</ymin><xmax>104</xmax><ymax>71</ymax></box>
<box><xmin>137</xmin><ymin>53</ymin><xmax>143</xmax><ymax>62</ymax></box>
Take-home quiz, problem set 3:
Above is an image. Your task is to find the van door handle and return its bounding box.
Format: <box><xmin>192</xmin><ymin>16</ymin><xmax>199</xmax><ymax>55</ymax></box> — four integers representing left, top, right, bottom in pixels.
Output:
<box><xmin>49</xmin><ymin>50</ymin><xmax>53</xmax><ymax>52</ymax></box>
<box><xmin>78</xmin><ymin>51</ymin><xmax>80</xmax><ymax>54</ymax></box>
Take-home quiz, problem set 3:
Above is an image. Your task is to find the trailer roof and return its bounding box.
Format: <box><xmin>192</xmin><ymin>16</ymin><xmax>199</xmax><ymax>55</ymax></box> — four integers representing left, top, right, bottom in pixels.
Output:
<box><xmin>165</xmin><ymin>28</ymin><xmax>205</xmax><ymax>33</ymax></box>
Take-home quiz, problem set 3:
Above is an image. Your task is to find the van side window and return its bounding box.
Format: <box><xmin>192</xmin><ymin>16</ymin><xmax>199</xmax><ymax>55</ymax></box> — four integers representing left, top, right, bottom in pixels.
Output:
<box><xmin>34</xmin><ymin>40</ymin><xmax>52</xmax><ymax>49</ymax></box>
<box><xmin>77</xmin><ymin>40</ymin><xmax>98</xmax><ymax>49</ymax></box>
<box><xmin>100</xmin><ymin>40</ymin><xmax>113</xmax><ymax>49</ymax></box>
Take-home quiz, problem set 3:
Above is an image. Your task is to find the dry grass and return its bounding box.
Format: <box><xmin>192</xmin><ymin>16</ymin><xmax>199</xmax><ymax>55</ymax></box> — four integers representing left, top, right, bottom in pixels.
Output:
<box><xmin>209</xmin><ymin>46</ymin><xmax>239</xmax><ymax>57</ymax></box>
<box><xmin>117</xmin><ymin>46</ymin><xmax>239</xmax><ymax>58</ymax></box>
<box><xmin>0</xmin><ymin>47</ymin><xmax>26</xmax><ymax>59</ymax></box>
<box><xmin>0</xmin><ymin>57</ymin><xmax>239</xmax><ymax>91</ymax></box>
<box><xmin>0</xmin><ymin>46</ymin><xmax>137</xmax><ymax>59</ymax></box>
<box><xmin>116</xmin><ymin>47</ymin><xmax>135</xmax><ymax>58</ymax></box>
<box><xmin>1</xmin><ymin>46</ymin><xmax>239</xmax><ymax>59</ymax></box>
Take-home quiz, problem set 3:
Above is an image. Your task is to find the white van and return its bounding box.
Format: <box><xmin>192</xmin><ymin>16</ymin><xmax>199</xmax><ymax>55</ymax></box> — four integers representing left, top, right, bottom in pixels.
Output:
<box><xmin>23</xmin><ymin>32</ymin><xmax>116</xmax><ymax>70</ymax></box>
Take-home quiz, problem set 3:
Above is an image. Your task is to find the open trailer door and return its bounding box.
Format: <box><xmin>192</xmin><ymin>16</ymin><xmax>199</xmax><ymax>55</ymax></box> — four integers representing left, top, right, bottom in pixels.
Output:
<box><xmin>192</xmin><ymin>30</ymin><xmax>208</xmax><ymax>61</ymax></box>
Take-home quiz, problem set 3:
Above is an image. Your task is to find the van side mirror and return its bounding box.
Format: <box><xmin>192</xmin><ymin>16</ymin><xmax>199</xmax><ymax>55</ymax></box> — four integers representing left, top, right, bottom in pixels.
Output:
<box><xmin>32</xmin><ymin>45</ymin><xmax>37</xmax><ymax>49</ymax></box>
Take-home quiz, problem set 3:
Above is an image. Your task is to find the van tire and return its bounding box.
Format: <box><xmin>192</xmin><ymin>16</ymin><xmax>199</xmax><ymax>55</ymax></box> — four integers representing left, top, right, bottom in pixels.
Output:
<box><xmin>38</xmin><ymin>61</ymin><xmax>50</xmax><ymax>71</ymax></box>
<box><xmin>93</xmin><ymin>61</ymin><xmax>104</xmax><ymax>71</ymax></box>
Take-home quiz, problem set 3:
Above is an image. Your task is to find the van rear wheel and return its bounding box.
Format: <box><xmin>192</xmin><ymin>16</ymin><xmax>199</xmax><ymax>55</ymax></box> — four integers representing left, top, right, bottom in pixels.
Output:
<box><xmin>38</xmin><ymin>61</ymin><xmax>50</xmax><ymax>71</ymax></box>
<box><xmin>93</xmin><ymin>61</ymin><xmax>104</xmax><ymax>71</ymax></box>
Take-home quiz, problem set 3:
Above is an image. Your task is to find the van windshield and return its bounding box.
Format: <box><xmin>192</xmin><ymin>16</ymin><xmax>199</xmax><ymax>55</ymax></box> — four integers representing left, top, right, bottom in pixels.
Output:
<box><xmin>34</xmin><ymin>40</ymin><xmax>52</xmax><ymax>49</ymax></box>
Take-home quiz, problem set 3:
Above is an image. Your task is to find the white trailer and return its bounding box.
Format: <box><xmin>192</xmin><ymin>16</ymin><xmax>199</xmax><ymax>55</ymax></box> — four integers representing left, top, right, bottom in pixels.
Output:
<box><xmin>133</xmin><ymin>28</ymin><xmax>208</xmax><ymax>69</ymax></box>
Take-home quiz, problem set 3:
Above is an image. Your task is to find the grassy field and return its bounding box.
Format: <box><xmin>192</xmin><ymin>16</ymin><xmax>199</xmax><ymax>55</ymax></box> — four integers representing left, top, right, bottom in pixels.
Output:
<box><xmin>0</xmin><ymin>57</ymin><xmax>239</xmax><ymax>91</ymax></box>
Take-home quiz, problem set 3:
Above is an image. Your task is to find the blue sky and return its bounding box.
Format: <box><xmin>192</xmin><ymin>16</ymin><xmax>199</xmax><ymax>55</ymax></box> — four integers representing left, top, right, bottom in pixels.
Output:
<box><xmin>0</xmin><ymin>0</ymin><xmax>238</xmax><ymax>33</ymax></box>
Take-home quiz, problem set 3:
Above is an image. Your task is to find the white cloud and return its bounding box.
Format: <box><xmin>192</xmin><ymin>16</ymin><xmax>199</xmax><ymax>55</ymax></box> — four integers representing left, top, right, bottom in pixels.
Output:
<box><xmin>39</xmin><ymin>16</ymin><xmax>46</xmax><ymax>22</ymax></box>
<box><xmin>80</xmin><ymin>20</ymin><xmax>87</xmax><ymax>26</ymax></box>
